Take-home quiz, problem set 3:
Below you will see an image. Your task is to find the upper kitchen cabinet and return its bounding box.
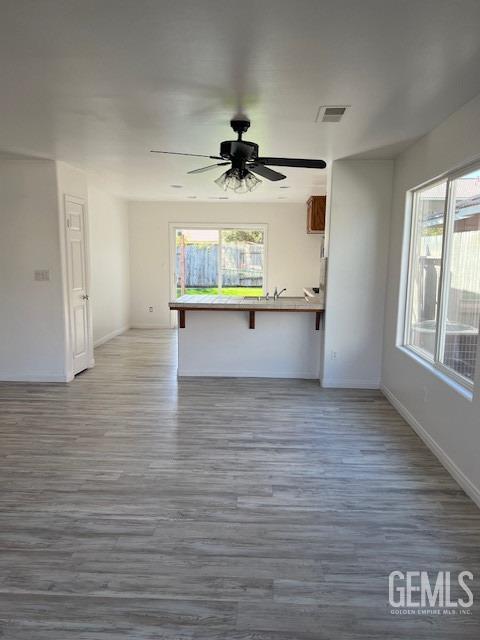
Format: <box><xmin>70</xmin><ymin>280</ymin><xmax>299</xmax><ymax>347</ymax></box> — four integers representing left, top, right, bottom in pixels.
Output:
<box><xmin>307</xmin><ymin>195</ymin><xmax>326</xmax><ymax>233</ymax></box>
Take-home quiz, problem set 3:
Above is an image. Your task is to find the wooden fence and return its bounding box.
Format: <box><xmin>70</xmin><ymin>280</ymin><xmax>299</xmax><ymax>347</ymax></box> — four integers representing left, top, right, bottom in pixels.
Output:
<box><xmin>176</xmin><ymin>242</ymin><xmax>264</xmax><ymax>287</ymax></box>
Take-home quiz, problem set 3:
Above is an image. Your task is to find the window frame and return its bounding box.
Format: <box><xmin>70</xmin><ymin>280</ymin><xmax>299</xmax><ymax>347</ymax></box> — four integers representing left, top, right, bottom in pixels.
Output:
<box><xmin>169</xmin><ymin>221</ymin><xmax>268</xmax><ymax>305</ymax></box>
<box><xmin>403</xmin><ymin>162</ymin><xmax>480</xmax><ymax>390</ymax></box>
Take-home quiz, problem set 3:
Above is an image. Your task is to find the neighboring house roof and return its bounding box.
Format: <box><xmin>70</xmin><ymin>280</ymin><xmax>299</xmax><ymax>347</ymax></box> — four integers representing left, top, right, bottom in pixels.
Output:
<box><xmin>421</xmin><ymin>179</ymin><xmax>480</xmax><ymax>228</ymax></box>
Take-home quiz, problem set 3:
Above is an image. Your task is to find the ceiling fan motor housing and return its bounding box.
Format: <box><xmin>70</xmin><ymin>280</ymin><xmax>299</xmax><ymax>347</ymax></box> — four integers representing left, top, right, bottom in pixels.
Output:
<box><xmin>230</xmin><ymin>118</ymin><xmax>250</xmax><ymax>135</ymax></box>
<box><xmin>220</xmin><ymin>140</ymin><xmax>258</xmax><ymax>162</ymax></box>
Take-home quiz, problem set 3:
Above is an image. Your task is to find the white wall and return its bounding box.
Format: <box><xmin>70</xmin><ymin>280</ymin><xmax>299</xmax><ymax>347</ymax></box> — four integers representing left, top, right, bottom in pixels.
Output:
<box><xmin>0</xmin><ymin>158</ymin><xmax>67</xmax><ymax>381</ymax></box>
<box><xmin>382</xmin><ymin>93</ymin><xmax>480</xmax><ymax>506</ymax></box>
<box><xmin>88</xmin><ymin>185</ymin><xmax>130</xmax><ymax>346</ymax></box>
<box><xmin>0</xmin><ymin>159</ymin><xmax>130</xmax><ymax>381</ymax></box>
<box><xmin>128</xmin><ymin>201</ymin><xmax>322</xmax><ymax>328</ymax></box>
<box><xmin>322</xmin><ymin>160</ymin><xmax>394</xmax><ymax>388</ymax></box>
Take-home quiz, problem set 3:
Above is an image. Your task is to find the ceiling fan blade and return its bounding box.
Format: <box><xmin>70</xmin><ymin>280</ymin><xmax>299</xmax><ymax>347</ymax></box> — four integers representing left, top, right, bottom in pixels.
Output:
<box><xmin>248</xmin><ymin>163</ymin><xmax>286</xmax><ymax>181</ymax></box>
<box><xmin>187</xmin><ymin>162</ymin><xmax>230</xmax><ymax>175</ymax></box>
<box><xmin>256</xmin><ymin>157</ymin><xmax>327</xmax><ymax>169</ymax></box>
<box><xmin>150</xmin><ymin>150</ymin><xmax>223</xmax><ymax>160</ymax></box>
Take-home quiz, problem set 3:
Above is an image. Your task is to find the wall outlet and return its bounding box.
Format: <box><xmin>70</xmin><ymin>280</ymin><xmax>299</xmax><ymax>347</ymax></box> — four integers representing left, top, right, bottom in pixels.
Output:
<box><xmin>148</xmin><ymin>306</ymin><xmax>154</xmax><ymax>313</ymax></box>
<box><xmin>331</xmin><ymin>351</ymin><xmax>337</xmax><ymax>360</ymax></box>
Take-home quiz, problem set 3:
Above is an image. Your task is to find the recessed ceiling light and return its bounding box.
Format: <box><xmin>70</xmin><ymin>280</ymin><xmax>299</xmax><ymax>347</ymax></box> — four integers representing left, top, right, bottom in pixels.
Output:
<box><xmin>187</xmin><ymin>196</ymin><xmax>197</xmax><ymax>199</ymax></box>
<box><xmin>170</xmin><ymin>184</ymin><xmax>183</xmax><ymax>189</ymax></box>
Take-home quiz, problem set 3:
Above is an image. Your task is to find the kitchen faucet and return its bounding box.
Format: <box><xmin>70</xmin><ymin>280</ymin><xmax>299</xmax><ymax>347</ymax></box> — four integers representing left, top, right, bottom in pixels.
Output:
<box><xmin>273</xmin><ymin>287</ymin><xmax>287</xmax><ymax>300</ymax></box>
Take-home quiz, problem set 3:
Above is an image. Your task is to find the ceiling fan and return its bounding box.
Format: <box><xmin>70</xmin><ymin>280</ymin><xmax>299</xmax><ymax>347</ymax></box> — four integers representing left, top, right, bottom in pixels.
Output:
<box><xmin>151</xmin><ymin>117</ymin><xmax>327</xmax><ymax>193</ymax></box>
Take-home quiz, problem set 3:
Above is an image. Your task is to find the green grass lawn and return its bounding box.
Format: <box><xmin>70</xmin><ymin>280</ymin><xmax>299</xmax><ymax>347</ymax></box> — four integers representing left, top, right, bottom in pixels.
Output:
<box><xmin>179</xmin><ymin>287</ymin><xmax>264</xmax><ymax>297</ymax></box>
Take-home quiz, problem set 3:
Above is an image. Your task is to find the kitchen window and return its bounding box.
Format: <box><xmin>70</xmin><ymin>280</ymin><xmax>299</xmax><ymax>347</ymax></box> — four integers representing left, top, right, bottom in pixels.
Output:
<box><xmin>173</xmin><ymin>224</ymin><xmax>266</xmax><ymax>298</ymax></box>
<box><xmin>404</xmin><ymin>166</ymin><xmax>480</xmax><ymax>387</ymax></box>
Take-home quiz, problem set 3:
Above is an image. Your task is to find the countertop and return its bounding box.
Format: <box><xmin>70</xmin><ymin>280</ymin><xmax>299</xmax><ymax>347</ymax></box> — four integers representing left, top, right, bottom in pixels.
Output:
<box><xmin>169</xmin><ymin>294</ymin><xmax>325</xmax><ymax>311</ymax></box>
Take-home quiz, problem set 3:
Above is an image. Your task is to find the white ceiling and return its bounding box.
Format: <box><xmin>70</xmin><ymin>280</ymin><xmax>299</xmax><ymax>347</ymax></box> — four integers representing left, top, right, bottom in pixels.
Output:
<box><xmin>1</xmin><ymin>0</ymin><xmax>480</xmax><ymax>202</ymax></box>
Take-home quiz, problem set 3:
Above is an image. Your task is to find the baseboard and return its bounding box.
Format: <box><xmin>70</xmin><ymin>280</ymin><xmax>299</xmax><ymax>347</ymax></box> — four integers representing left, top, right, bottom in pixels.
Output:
<box><xmin>381</xmin><ymin>384</ymin><xmax>480</xmax><ymax>510</ymax></box>
<box><xmin>178</xmin><ymin>369</ymin><xmax>319</xmax><ymax>379</ymax></box>
<box><xmin>321</xmin><ymin>378</ymin><xmax>380</xmax><ymax>389</ymax></box>
<box><xmin>94</xmin><ymin>325</ymin><xmax>130</xmax><ymax>348</ymax></box>
<box><xmin>0</xmin><ymin>372</ymin><xmax>71</xmax><ymax>383</ymax></box>
<box><xmin>130</xmin><ymin>324</ymin><xmax>170</xmax><ymax>330</ymax></box>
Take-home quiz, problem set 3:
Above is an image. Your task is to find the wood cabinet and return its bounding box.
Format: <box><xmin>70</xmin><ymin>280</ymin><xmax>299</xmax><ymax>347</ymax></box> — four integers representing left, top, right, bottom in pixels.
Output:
<box><xmin>307</xmin><ymin>195</ymin><xmax>326</xmax><ymax>233</ymax></box>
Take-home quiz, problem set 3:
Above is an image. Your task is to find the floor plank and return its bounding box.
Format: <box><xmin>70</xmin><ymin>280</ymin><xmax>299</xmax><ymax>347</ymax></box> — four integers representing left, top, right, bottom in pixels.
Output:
<box><xmin>0</xmin><ymin>329</ymin><xmax>479</xmax><ymax>638</ymax></box>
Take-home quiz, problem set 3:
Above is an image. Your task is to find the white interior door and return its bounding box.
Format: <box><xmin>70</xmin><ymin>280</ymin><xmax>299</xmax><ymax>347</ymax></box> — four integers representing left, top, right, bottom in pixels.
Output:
<box><xmin>65</xmin><ymin>197</ymin><xmax>92</xmax><ymax>375</ymax></box>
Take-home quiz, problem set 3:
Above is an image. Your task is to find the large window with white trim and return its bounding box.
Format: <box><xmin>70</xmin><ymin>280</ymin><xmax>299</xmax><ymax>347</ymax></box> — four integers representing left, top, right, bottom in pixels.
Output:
<box><xmin>173</xmin><ymin>225</ymin><xmax>266</xmax><ymax>298</ymax></box>
<box><xmin>405</xmin><ymin>166</ymin><xmax>480</xmax><ymax>386</ymax></box>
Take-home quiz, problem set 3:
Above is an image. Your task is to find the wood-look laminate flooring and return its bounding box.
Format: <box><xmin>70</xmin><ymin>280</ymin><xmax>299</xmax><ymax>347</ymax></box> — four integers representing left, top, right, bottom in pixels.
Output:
<box><xmin>0</xmin><ymin>329</ymin><xmax>479</xmax><ymax>639</ymax></box>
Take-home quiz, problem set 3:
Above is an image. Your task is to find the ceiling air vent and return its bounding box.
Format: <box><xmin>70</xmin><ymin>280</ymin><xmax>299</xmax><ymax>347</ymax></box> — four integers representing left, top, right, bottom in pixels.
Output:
<box><xmin>315</xmin><ymin>105</ymin><xmax>349</xmax><ymax>123</ymax></box>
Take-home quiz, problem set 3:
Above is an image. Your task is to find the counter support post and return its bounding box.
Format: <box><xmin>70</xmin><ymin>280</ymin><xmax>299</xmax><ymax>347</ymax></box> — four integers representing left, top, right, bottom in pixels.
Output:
<box><xmin>179</xmin><ymin>309</ymin><xmax>186</xmax><ymax>329</ymax></box>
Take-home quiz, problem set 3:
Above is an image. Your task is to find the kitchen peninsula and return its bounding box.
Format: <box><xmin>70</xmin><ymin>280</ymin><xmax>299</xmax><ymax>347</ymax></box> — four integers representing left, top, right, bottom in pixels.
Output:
<box><xmin>169</xmin><ymin>294</ymin><xmax>324</xmax><ymax>378</ymax></box>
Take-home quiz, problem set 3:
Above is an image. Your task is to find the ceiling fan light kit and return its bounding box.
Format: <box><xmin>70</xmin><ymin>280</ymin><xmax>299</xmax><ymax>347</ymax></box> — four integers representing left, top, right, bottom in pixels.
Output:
<box><xmin>151</xmin><ymin>117</ymin><xmax>326</xmax><ymax>193</ymax></box>
<box><xmin>215</xmin><ymin>167</ymin><xmax>262</xmax><ymax>193</ymax></box>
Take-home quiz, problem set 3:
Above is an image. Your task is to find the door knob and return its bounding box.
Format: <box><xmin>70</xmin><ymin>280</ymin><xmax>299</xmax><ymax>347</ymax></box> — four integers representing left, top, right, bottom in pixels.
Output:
<box><xmin>81</xmin><ymin>294</ymin><xmax>89</xmax><ymax>300</ymax></box>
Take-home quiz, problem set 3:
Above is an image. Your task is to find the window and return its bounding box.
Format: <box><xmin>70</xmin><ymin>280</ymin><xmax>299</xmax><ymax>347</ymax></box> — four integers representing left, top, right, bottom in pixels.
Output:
<box><xmin>220</xmin><ymin>229</ymin><xmax>265</xmax><ymax>295</ymax></box>
<box><xmin>405</xmin><ymin>181</ymin><xmax>447</xmax><ymax>359</ymax></box>
<box><xmin>174</xmin><ymin>225</ymin><xmax>266</xmax><ymax>297</ymax></box>
<box><xmin>405</xmin><ymin>166</ymin><xmax>480</xmax><ymax>386</ymax></box>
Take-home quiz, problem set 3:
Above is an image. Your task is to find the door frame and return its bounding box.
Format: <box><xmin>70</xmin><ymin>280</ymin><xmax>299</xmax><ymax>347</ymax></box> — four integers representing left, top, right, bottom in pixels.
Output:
<box><xmin>62</xmin><ymin>194</ymin><xmax>94</xmax><ymax>378</ymax></box>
